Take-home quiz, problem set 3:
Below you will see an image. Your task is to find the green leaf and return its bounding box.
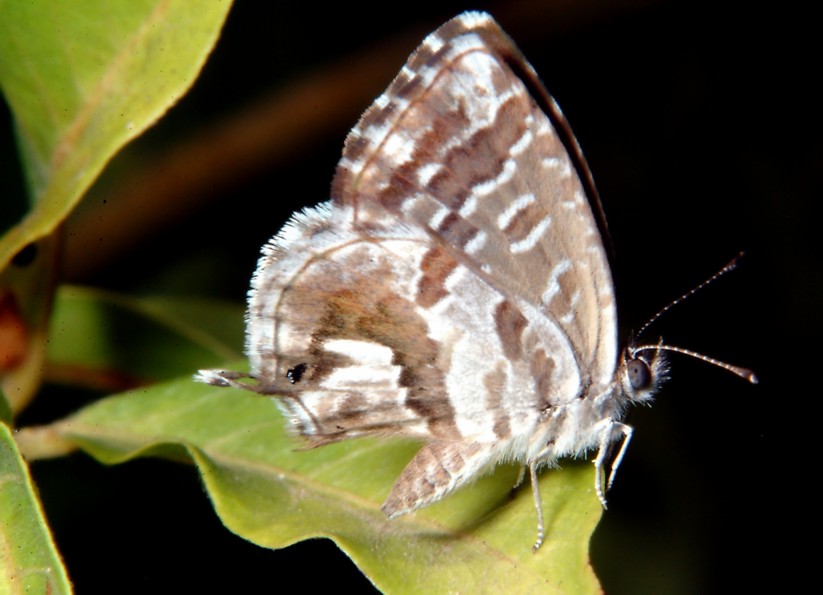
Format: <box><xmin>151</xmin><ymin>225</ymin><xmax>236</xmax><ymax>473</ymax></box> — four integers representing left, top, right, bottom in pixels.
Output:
<box><xmin>46</xmin><ymin>286</ymin><xmax>244</xmax><ymax>387</ymax></box>
<box><xmin>0</xmin><ymin>0</ymin><xmax>234</xmax><ymax>271</ymax></box>
<box><xmin>0</xmin><ymin>390</ymin><xmax>11</xmax><ymax>425</ymax></box>
<box><xmin>0</xmin><ymin>423</ymin><xmax>72</xmax><ymax>594</ymax></box>
<box><xmin>55</xmin><ymin>377</ymin><xmax>603</xmax><ymax>593</ymax></box>
<box><xmin>0</xmin><ymin>235</ymin><xmax>60</xmax><ymax>413</ymax></box>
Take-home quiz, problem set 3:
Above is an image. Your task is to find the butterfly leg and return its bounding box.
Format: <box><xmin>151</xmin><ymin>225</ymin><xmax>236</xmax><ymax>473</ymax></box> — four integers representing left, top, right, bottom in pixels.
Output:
<box><xmin>513</xmin><ymin>464</ymin><xmax>527</xmax><ymax>489</ymax></box>
<box><xmin>593</xmin><ymin>421</ymin><xmax>633</xmax><ymax>508</ymax></box>
<box><xmin>606</xmin><ymin>423</ymin><xmax>633</xmax><ymax>491</ymax></box>
<box><xmin>529</xmin><ymin>462</ymin><xmax>545</xmax><ymax>552</ymax></box>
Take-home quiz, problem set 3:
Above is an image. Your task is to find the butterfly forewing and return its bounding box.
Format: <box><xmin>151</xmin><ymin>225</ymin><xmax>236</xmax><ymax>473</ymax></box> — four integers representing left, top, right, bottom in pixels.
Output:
<box><xmin>333</xmin><ymin>14</ymin><xmax>618</xmax><ymax>393</ymax></box>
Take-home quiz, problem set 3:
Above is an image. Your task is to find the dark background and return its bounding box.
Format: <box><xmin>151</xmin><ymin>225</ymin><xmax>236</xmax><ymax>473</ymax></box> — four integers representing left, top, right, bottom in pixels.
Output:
<box><xmin>3</xmin><ymin>1</ymin><xmax>813</xmax><ymax>592</ymax></box>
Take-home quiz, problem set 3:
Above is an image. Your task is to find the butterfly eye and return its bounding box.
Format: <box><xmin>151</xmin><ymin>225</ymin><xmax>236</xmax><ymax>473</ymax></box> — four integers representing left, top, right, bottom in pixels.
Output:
<box><xmin>627</xmin><ymin>358</ymin><xmax>652</xmax><ymax>390</ymax></box>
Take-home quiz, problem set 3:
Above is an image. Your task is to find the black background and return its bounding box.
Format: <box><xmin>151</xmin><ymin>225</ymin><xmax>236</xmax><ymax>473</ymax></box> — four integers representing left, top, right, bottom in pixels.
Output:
<box><xmin>3</xmin><ymin>1</ymin><xmax>813</xmax><ymax>592</ymax></box>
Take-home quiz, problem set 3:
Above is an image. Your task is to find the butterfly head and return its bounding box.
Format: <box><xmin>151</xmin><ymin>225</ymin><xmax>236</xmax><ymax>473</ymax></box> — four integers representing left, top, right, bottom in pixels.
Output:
<box><xmin>615</xmin><ymin>254</ymin><xmax>757</xmax><ymax>405</ymax></box>
<box><xmin>618</xmin><ymin>340</ymin><xmax>669</xmax><ymax>404</ymax></box>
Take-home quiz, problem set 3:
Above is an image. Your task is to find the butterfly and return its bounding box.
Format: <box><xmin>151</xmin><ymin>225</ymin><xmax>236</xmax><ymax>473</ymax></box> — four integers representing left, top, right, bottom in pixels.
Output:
<box><xmin>196</xmin><ymin>11</ymin><xmax>755</xmax><ymax>551</ymax></box>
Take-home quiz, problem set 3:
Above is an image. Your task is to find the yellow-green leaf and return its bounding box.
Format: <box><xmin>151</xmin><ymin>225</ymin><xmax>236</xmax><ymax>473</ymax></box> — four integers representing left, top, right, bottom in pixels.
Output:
<box><xmin>54</xmin><ymin>376</ymin><xmax>603</xmax><ymax>593</ymax></box>
<box><xmin>0</xmin><ymin>422</ymin><xmax>72</xmax><ymax>594</ymax></box>
<box><xmin>0</xmin><ymin>0</ymin><xmax>234</xmax><ymax>271</ymax></box>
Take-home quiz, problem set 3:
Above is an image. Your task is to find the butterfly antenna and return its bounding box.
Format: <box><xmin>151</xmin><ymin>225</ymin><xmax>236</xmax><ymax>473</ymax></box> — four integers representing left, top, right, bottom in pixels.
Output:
<box><xmin>632</xmin><ymin>252</ymin><xmax>757</xmax><ymax>384</ymax></box>
<box><xmin>632</xmin><ymin>343</ymin><xmax>758</xmax><ymax>383</ymax></box>
<box><xmin>636</xmin><ymin>253</ymin><xmax>743</xmax><ymax>339</ymax></box>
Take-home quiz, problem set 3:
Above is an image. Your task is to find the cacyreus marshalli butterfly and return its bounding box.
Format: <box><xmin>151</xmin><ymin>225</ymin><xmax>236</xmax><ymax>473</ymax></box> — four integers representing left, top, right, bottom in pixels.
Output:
<box><xmin>196</xmin><ymin>11</ymin><xmax>755</xmax><ymax>551</ymax></box>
